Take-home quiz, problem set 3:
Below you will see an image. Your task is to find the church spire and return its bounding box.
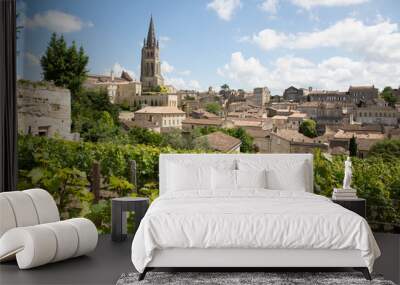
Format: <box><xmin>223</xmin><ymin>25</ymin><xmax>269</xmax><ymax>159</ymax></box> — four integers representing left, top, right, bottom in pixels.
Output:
<box><xmin>146</xmin><ymin>15</ymin><xmax>156</xmax><ymax>47</ymax></box>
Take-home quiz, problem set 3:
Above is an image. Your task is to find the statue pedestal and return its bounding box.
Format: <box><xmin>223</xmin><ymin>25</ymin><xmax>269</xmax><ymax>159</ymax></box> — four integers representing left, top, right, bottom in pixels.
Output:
<box><xmin>332</xmin><ymin>188</ymin><xmax>358</xmax><ymax>200</ymax></box>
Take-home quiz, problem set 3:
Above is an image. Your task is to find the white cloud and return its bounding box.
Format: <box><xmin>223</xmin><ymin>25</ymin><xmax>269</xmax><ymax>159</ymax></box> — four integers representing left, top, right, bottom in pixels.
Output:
<box><xmin>260</xmin><ymin>0</ymin><xmax>279</xmax><ymax>15</ymax></box>
<box><xmin>159</xmin><ymin>36</ymin><xmax>170</xmax><ymax>48</ymax></box>
<box><xmin>244</xmin><ymin>18</ymin><xmax>400</xmax><ymax>62</ymax></box>
<box><xmin>244</xmin><ymin>29</ymin><xmax>287</xmax><ymax>50</ymax></box>
<box><xmin>178</xmin><ymin>70</ymin><xmax>191</xmax><ymax>76</ymax></box>
<box><xmin>217</xmin><ymin>52</ymin><xmax>269</xmax><ymax>87</ymax></box>
<box><xmin>161</xmin><ymin>61</ymin><xmax>175</xmax><ymax>74</ymax></box>
<box><xmin>105</xmin><ymin>63</ymin><xmax>136</xmax><ymax>79</ymax></box>
<box><xmin>24</xmin><ymin>52</ymin><xmax>40</xmax><ymax>66</ymax></box>
<box><xmin>25</xmin><ymin>10</ymin><xmax>93</xmax><ymax>33</ymax></box>
<box><xmin>217</xmin><ymin>52</ymin><xmax>400</xmax><ymax>94</ymax></box>
<box><xmin>291</xmin><ymin>0</ymin><xmax>368</xmax><ymax>10</ymax></box>
<box><xmin>165</xmin><ymin>76</ymin><xmax>201</xmax><ymax>90</ymax></box>
<box><xmin>207</xmin><ymin>0</ymin><xmax>241</xmax><ymax>21</ymax></box>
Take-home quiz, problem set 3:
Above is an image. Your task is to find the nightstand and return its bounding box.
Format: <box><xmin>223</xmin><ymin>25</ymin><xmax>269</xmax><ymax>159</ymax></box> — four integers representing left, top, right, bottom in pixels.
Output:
<box><xmin>332</xmin><ymin>198</ymin><xmax>366</xmax><ymax>218</ymax></box>
<box><xmin>111</xmin><ymin>197</ymin><xmax>149</xmax><ymax>242</ymax></box>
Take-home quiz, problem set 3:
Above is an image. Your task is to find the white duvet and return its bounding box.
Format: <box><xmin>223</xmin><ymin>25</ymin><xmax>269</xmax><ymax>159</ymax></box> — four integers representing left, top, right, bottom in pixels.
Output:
<box><xmin>131</xmin><ymin>190</ymin><xmax>380</xmax><ymax>273</ymax></box>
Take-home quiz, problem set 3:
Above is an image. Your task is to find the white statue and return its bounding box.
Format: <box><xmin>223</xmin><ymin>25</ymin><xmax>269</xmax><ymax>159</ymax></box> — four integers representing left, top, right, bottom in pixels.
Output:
<box><xmin>343</xmin><ymin>157</ymin><xmax>352</xmax><ymax>190</ymax></box>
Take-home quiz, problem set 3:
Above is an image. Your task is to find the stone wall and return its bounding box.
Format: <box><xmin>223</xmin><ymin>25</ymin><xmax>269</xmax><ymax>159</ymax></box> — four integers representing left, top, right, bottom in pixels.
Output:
<box><xmin>17</xmin><ymin>81</ymin><xmax>77</xmax><ymax>140</ymax></box>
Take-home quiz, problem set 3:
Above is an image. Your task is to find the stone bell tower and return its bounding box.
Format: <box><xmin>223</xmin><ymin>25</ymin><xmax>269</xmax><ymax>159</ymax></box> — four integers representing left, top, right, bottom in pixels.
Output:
<box><xmin>140</xmin><ymin>16</ymin><xmax>164</xmax><ymax>91</ymax></box>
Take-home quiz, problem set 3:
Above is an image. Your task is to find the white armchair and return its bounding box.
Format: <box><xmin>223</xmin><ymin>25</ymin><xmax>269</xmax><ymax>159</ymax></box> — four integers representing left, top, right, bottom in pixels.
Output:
<box><xmin>0</xmin><ymin>189</ymin><xmax>98</xmax><ymax>269</ymax></box>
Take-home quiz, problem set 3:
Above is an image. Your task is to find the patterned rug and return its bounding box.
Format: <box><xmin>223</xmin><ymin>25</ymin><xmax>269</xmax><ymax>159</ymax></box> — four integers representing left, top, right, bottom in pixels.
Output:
<box><xmin>116</xmin><ymin>271</ymin><xmax>396</xmax><ymax>285</ymax></box>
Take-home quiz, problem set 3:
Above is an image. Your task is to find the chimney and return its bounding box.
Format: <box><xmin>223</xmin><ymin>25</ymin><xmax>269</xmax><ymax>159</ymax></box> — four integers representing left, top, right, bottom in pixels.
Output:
<box><xmin>111</xmin><ymin>70</ymin><xmax>114</xmax><ymax>82</ymax></box>
<box><xmin>309</xmin><ymin>87</ymin><xmax>312</xmax><ymax>92</ymax></box>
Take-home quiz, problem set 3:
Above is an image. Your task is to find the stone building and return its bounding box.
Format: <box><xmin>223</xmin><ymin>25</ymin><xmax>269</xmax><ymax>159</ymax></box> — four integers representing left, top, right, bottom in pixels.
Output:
<box><xmin>283</xmin><ymin>86</ymin><xmax>307</xmax><ymax>102</ymax></box>
<box><xmin>308</xmin><ymin>90</ymin><xmax>348</xmax><ymax>102</ymax></box>
<box><xmin>134</xmin><ymin>106</ymin><xmax>185</xmax><ymax>132</ymax></box>
<box><xmin>348</xmin><ymin>85</ymin><xmax>378</xmax><ymax>104</ymax></box>
<box><xmin>354</xmin><ymin>105</ymin><xmax>399</xmax><ymax>126</ymax></box>
<box><xmin>140</xmin><ymin>16</ymin><xmax>164</xmax><ymax>91</ymax></box>
<box><xmin>297</xmin><ymin>102</ymin><xmax>345</xmax><ymax>124</ymax></box>
<box><xmin>265</xmin><ymin>129</ymin><xmax>328</xmax><ymax>153</ymax></box>
<box><xmin>253</xmin><ymin>87</ymin><xmax>271</xmax><ymax>107</ymax></box>
<box><xmin>84</xmin><ymin>71</ymin><xmax>142</xmax><ymax>104</ymax></box>
<box><xmin>17</xmin><ymin>81</ymin><xmax>77</xmax><ymax>140</ymax></box>
<box><xmin>329</xmin><ymin>129</ymin><xmax>386</xmax><ymax>158</ymax></box>
<box><xmin>133</xmin><ymin>94</ymin><xmax>178</xmax><ymax>108</ymax></box>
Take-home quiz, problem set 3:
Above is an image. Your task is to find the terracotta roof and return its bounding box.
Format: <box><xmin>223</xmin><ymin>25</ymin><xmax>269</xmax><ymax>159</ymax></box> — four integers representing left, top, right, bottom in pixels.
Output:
<box><xmin>333</xmin><ymin>130</ymin><xmax>386</xmax><ymax>140</ymax></box>
<box><xmin>182</xmin><ymin>118</ymin><xmax>223</xmax><ymax>126</ymax></box>
<box><xmin>120</xmin><ymin>120</ymin><xmax>159</xmax><ymax>130</ymax></box>
<box><xmin>349</xmin><ymin>85</ymin><xmax>376</xmax><ymax>91</ymax></box>
<box><xmin>135</xmin><ymin>106</ymin><xmax>185</xmax><ymax>114</ymax></box>
<box><xmin>199</xmin><ymin>131</ymin><xmax>241</xmax><ymax>152</ymax></box>
<box><xmin>272</xmin><ymin>129</ymin><xmax>328</xmax><ymax>144</ymax></box>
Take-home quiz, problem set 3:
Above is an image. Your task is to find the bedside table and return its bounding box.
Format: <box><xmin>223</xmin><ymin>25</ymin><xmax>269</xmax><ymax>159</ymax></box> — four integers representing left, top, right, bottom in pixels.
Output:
<box><xmin>111</xmin><ymin>197</ymin><xmax>149</xmax><ymax>242</ymax></box>
<box><xmin>332</xmin><ymin>198</ymin><xmax>366</xmax><ymax>218</ymax></box>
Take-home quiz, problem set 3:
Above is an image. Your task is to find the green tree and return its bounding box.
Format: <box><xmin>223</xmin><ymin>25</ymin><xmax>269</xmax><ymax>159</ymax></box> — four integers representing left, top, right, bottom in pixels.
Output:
<box><xmin>127</xmin><ymin>127</ymin><xmax>163</xmax><ymax>146</ymax></box>
<box><xmin>381</xmin><ymin>86</ymin><xmax>397</xmax><ymax>107</ymax></box>
<box><xmin>299</xmin><ymin>119</ymin><xmax>317</xmax><ymax>138</ymax></box>
<box><xmin>225</xmin><ymin>127</ymin><xmax>255</xmax><ymax>153</ymax></box>
<box><xmin>220</xmin><ymin>84</ymin><xmax>230</xmax><ymax>91</ymax></box>
<box><xmin>349</xmin><ymin>135</ymin><xmax>358</xmax><ymax>157</ymax></box>
<box><xmin>151</xmin><ymin>85</ymin><xmax>168</xmax><ymax>93</ymax></box>
<box><xmin>368</xmin><ymin>139</ymin><xmax>400</xmax><ymax>162</ymax></box>
<box><xmin>41</xmin><ymin>33</ymin><xmax>89</xmax><ymax>95</ymax></box>
<box><xmin>206</xmin><ymin>102</ymin><xmax>221</xmax><ymax>115</ymax></box>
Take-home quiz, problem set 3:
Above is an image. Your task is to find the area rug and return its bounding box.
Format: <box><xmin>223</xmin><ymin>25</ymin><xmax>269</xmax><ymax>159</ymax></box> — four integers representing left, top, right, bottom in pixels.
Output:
<box><xmin>116</xmin><ymin>272</ymin><xmax>396</xmax><ymax>285</ymax></box>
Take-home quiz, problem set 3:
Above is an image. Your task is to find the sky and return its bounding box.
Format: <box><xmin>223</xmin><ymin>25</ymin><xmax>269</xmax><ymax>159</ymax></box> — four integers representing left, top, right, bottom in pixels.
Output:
<box><xmin>17</xmin><ymin>0</ymin><xmax>400</xmax><ymax>94</ymax></box>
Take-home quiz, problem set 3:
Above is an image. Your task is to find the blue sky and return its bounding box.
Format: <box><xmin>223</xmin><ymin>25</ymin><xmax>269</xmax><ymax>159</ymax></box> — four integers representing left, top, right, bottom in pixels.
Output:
<box><xmin>18</xmin><ymin>0</ymin><xmax>400</xmax><ymax>94</ymax></box>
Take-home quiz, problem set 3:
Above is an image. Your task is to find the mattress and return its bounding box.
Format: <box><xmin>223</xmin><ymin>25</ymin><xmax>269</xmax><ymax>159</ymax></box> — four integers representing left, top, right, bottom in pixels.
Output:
<box><xmin>131</xmin><ymin>190</ymin><xmax>380</xmax><ymax>273</ymax></box>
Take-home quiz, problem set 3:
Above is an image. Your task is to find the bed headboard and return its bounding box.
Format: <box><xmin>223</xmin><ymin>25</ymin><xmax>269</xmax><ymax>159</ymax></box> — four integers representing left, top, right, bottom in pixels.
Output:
<box><xmin>159</xmin><ymin>153</ymin><xmax>314</xmax><ymax>195</ymax></box>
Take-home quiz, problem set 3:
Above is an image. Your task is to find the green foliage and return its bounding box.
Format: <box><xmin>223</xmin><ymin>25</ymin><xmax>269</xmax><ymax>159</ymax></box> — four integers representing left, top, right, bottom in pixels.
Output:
<box><xmin>349</xmin><ymin>135</ymin><xmax>358</xmax><ymax>157</ymax></box>
<box><xmin>205</xmin><ymin>102</ymin><xmax>221</xmax><ymax>115</ymax></box>
<box><xmin>109</xmin><ymin>176</ymin><xmax>134</xmax><ymax>197</ymax></box>
<box><xmin>41</xmin><ymin>33</ymin><xmax>89</xmax><ymax>95</ymax></box>
<box><xmin>381</xmin><ymin>86</ymin><xmax>397</xmax><ymax>107</ymax></box>
<box><xmin>368</xmin><ymin>139</ymin><xmax>400</xmax><ymax>162</ymax></box>
<box><xmin>17</xmin><ymin>146</ymin><xmax>92</xmax><ymax>218</ymax></box>
<box><xmin>220</xmin><ymin>84</ymin><xmax>230</xmax><ymax>90</ymax></box>
<box><xmin>126</xmin><ymin>127</ymin><xmax>163</xmax><ymax>146</ymax></box>
<box><xmin>72</xmin><ymin>89</ymin><xmax>120</xmax><ymax>142</ymax></box>
<box><xmin>314</xmin><ymin>149</ymin><xmax>400</xmax><ymax>232</ymax></box>
<box><xmin>299</xmin><ymin>119</ymin><xmax>317</xmax><ymax>138</ymax></box>
<box><xmin>85</xmin><ymin>200</ymin><xmax>111</xmax><ymax>234</ymax></box>
<box><xmin>151</xmin><ymin>85</ymin><xmax>168</xmax><ymax>93</ymax></box>
<box><xmin>225</xmin><ymin>127</ymin><xmax>255</xmax><ymax>153</ymax></box>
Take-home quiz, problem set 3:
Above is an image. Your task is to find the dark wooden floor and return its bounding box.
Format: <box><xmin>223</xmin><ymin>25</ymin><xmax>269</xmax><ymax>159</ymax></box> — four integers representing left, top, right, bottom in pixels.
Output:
<box><xmin>0</xmin><ymin>235</ymin><xmax>134</xmax><ymax>285</ymax></box>
<box><xmin>1</xmin><ymin>233</ymin><xmax>398</xmax><ymax>285</ymax></box>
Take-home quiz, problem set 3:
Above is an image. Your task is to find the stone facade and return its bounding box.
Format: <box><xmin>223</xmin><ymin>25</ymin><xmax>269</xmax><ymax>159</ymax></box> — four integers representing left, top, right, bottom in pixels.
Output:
<box><xmin>133</xmin><ymin>94</ymin><xmax>178</xmax><ymax>108</ymax></box>
<box><xmin>253</xmin><ymin>87</ymin><xmax>271</xmax><ymax>107</ymax></box>
<box><xmin>84</xmin><ymin>72</ymin><xmax>142</xmax><ymax>104</ymax></box>
<box><xmin>348</xmin><ymin>85</ymin><xmax>378</xmax><ymax>104</ymax></box>
<box><xmin>140</xmin><ymin>16</ymin><xmax>164</xmax><ymax>91</ymax></box>
<box><xmin>17</xmin><ymin>81</ymin><xmax>77</xmax><ymax>140</ymax></box>
<box><xmin>134</xmin><ymin>106</ymin><xmax>185</xmax><ymax>132</ymax></box>
<box><xmin>308</xmin><ymin>90</ymin><xmax>348</xmax><ymax>102</ymax></box>
<box><xmin>354</xmin><ymin>106</ymin><xmax>399</xmax><ymax>126</ymax></box>
<box><xmin>297</xmin><ymin>102</ymin><xmax>345</xmax><ymax>124</ymax></box>
<box><xmin>283</xmin><ymin>86</ymin><xmax>306</xmax><ymax>102</ymax></box>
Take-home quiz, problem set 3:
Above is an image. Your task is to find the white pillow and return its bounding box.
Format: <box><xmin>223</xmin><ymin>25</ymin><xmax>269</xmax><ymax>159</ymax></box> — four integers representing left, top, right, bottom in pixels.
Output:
<box><xmin>236</xmin><ymin>169</ymin><xmax>267</xmax><ymax>189</ymax></box>
<box><xmin>167</xmin><ymin>162</ymin><xmax>212</xmax><ymax>192</ymax></box>
<box><xmin>212</xmin><ymin>168</ymin><xmax>237</xmax><ymax>191</ymax></box>
<box><xmin>266</xmin><ymin>161</ymin><xmax>307</xmax><ymax>192</ymax></box>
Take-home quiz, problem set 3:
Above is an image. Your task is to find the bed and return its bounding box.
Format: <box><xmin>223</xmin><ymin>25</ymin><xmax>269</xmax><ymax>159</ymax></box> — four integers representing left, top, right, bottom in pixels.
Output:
<box><xmin>131</xmin><ymin>154</ymin><xmax>380</xmax><ymax>281</ymax></box>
